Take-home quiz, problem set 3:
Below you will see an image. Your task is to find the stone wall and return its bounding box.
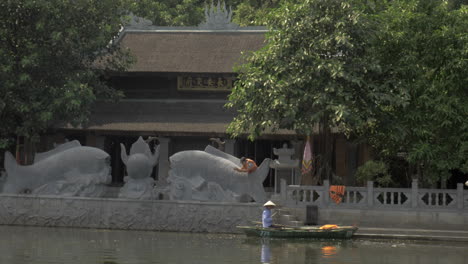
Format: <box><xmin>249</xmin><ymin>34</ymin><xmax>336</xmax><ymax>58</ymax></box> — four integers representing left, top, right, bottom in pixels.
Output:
<box><xmin>0</xmin><ymin>194</ymin><xmax>261</xmax><ymax>233</ymax></box>
<box><xmin>289</xmin><ymin>207</ymin><xmax>468</xmax><ymax>231</ymax></box>
<box><xmin>2</xmin><ymin>194</ymin><xmax>467</xmax><ymax>232</ymax></box>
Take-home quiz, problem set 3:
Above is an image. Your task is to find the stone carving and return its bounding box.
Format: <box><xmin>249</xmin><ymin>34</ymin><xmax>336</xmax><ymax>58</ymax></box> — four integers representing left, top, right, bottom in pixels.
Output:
<box><xmin>166</xmin><ymin>145</ymin><xmax>270</xmax><ymax>202</ymax></box>
<box><xmin>0</xmin><ymin>195</ymin><xmax>258</xmax><ymax>233</ymax></box>
<box><xmin>34</xmin><ymin>140</ymin><xmax>81</xmax><ymax>163</ymax></box>
<box><xmin>271</xmin><ymin>143</ymin><xmax>299</xmax><ymax>169</ymax></box>
<box><xmin>198</xmin><ymin>1</ymin><xmax>239</xmax><ymax>30</ymax></box>
<box><xmin>119</xmin><ymin>137</ymin><xmax>160</xmax><ymax>199</ymax></box>
<box><xmin>209</xmin><ymin>137</ymin><xmax>225</xmax><ymax>151</ymax></box>
<box><xmin>126</xmin><ymin>12</ymin><xmax>153</xmax><ymax>30</ymax></box>
<box><xmin>2</xmin><ymin>140</ymin><xmax>111</xmax><ymax>197</ymax></box>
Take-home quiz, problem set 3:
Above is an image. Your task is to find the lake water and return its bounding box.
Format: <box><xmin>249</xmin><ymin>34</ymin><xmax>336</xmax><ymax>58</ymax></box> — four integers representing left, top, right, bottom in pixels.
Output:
<box><xmin>0</xmin><ymin>225</ymin><xmax>466</xmax><ymax>264</ymax></box>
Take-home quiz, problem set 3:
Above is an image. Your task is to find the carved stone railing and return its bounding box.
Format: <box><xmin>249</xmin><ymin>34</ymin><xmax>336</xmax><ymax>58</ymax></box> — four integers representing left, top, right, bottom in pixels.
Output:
<box><xmin>281</xmin><ymin>179</ymin><xmax>468</xmax><ymax>211</ymax></box>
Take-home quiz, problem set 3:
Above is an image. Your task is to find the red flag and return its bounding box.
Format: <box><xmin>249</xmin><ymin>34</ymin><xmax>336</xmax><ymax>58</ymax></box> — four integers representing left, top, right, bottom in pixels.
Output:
<box><xmin>301</xmin><ymin>137</ymin><xmax>313</xmax><ymax>176</ymax></box>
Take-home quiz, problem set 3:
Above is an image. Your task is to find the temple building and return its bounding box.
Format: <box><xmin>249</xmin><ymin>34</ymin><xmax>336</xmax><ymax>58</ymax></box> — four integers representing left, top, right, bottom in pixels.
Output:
<box><xmin>36</xmin><ymin>6</ymin><xmax>370</xmax><ymax>190</ymax></box>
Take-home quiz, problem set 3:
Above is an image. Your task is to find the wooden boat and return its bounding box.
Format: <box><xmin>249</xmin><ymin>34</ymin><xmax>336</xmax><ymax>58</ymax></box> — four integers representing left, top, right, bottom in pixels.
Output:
<box><xmin>237</xmin><ymin>225</ymin><xmax>358</xmax><ymax>239</ymax></box>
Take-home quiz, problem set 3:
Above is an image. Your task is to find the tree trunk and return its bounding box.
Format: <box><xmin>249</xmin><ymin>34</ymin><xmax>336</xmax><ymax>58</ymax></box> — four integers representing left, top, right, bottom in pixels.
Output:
<box><xmin>313</xmin><ymin>118</ymin><xmax>336</xmax><ymax>185</ymax></box>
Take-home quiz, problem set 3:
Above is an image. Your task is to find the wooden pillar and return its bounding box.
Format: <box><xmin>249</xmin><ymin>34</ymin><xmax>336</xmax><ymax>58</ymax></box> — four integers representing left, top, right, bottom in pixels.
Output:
<box><xmin>86</xmin><ymin>132</ymin><xmax>96</xmax><ymax>147</ymax></box>
<box><xmin>335</xmin><ymin>135</ymin><xmax>347</xmax><ymax>183</ymax></box>
<box><xmin>346</xmin><ymin>142</ymin><xmax>358</xmax><ymax>186</ymax></box>
<box><xmin>95</xmin><ymin>136</ymin><xmax>105</xmax><ymax>150</ymax></box>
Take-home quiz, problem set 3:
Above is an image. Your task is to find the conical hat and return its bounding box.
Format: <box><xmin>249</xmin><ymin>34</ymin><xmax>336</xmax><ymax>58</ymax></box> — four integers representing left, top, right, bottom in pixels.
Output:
<box><xmin>263</xmin><ymin>201</ymin><xmax>276</xmax><ymax>207</ymax></box>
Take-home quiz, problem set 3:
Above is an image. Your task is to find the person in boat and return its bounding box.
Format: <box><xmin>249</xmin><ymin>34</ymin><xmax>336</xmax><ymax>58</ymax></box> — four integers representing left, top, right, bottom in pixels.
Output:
<box><xmin>234</xmin><ymin>157</ymin><xmax>258</xmax><ymax>173</ymax></box>
<box><xmin>262</xmin><ymin>200</ymin><xmax>279</xmax><ymax>228</ymax></box>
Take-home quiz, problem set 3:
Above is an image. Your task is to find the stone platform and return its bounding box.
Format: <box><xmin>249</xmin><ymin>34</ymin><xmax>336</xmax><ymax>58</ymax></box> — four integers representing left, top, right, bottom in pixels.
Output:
<box><xmin>0</xmin><ymin>194</ymin><xmax>261</xmax><ymax>233</ymax></box>
<box><xmin>1</xmin><ymin>194</ymin><xmax>468</xmax><ymax>243</ymax></box>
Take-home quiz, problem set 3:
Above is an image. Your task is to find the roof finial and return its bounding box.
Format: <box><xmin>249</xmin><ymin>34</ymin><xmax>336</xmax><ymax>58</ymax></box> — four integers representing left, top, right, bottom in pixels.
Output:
<box><xmin>198</xmin><ymin>0</ymin><xmax>239</xmax><ymax>30</ymax></box>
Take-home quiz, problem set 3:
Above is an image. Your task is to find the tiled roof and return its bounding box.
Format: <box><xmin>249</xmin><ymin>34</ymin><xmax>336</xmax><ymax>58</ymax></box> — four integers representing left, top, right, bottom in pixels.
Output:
<box><xmin>61</xmin><ymin>99</ymin><xmax>295</xmax><ymax>137</ymax></box>
<box><xmin>119</xmin><ymin>30</ymin><xmax>267</xmax><ymax>73</ymax></box>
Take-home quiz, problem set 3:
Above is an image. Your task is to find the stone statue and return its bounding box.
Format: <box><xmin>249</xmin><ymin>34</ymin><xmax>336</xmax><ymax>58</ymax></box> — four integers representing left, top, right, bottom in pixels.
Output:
<box><xmin>34</xmin><ymin>140</ymin><xmax>81</xmax><ymax>163</ymax></box>
<box><xmin>119</xmin><ymin>137</ymin><xmax>160</xmax><ymax>199</ymax></box>
<box><xmin>271</xmin><ymin>143</ymin><xmax>299</xmax><ymax>169</ymax></box>
<box><xmin>166</xmin><ymin>145</ymin><xmax>270</xmax><ymax>203</ymax></box>
<box><xmin>2</xmin><ymin>140</ymin><xmax>111</xmax><ymax>197</ymax></box>
<box><xmin>126</xmin><ymin>12</ymin><xmax>153</xmax><ymax>30</ymax></box>
<box><xmin>209</xmin><ymin>137</ymin><xmax>225</xmax><ymax>151</ymax></box>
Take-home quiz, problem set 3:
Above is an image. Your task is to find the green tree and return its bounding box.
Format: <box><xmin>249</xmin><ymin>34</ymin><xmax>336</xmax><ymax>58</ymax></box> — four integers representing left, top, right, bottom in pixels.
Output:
<box><xmin>355</xmin><ymin>160</ymin><xmax>393</xmax><ymax>187</ymax></box>
<box><xmin>0</xmin><ymin>0</ymin><xmax>132</xmax><ymax>150</ymax></box>
<box><xmin>129</xmin><ymin>0</ymin><xmax>284</xmax><ymax>27</ymax></box>
<box><xmin>232</xmin><ymin>0</ymin><xmax>284</xmax><ymax>26</ymax></box>
<box><xmin>129</xmin><ymin>0</ymin><xmax>205</xmax><ymax>26</ymax></box>
<box><xmin>226</xmin><ymin>0</ymin><xmax>408</xmax><ymax>183</ymax></box>
<box><xmin>360</xmin><ymin>0</ymin><xmax>468</xmax><ymax>186</ymax></box>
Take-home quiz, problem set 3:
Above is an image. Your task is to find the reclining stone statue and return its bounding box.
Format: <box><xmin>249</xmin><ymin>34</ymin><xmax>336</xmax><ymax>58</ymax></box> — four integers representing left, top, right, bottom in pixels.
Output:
<box><xmin>166</xmin><ymin>145</ymin><xmax>270</xmax><ymax>203</ymax></box>
<box><xmin>2</xmin><ymin>140</ymin><xmax>111</xmax><ymax>197</ymax></box>
<box><xmin>119</xmin><ymin>136</ymin><xmax>160</xmax><ymax>199</ymax></box>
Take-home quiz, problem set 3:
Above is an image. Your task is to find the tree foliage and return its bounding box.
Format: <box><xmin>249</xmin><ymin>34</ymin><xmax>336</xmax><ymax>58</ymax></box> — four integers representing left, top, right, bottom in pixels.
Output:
<box><xmin>129</xmin><ymin>0</ymin><xmax>284</xmax><ymax>26</ymax></box>
<box><xmin>355</xmin><ymin>160</ymin><xmax>392</xmax><ymax>187</ymax></box>
<box><xmin>0</xmin><ymin>0</ymin><xmax>132</xmax><ymax>149</ymax></box>
<box><xmin>227</xmin><ymin>0</ymin><xmax>408</xmax><ymax>139</ymax></box>
<box><xmin>231</xmin><ymin>0</ymin><xmax>285</xmax><ymax>26</ymax></box>
<box><xmin>128</xmin><ymin>0</ymin><xmax>205</xmax><ymax>26</ymax></box>
<box><xmin>361</xmin><ymin>0</ymin><xmax>468</xmax><ymax>184</ymax></box>
<box><xmin>227</xmin><ymin>0</ymin><xmax>467</xmax><ymax>185</ymax></box>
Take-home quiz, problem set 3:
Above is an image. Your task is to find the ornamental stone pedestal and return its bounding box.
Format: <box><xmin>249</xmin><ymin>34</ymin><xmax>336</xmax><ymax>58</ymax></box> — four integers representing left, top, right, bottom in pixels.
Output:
<box><xmin>270</xmin><ymin>143</ymin><xmax>299</xmax><ymax>193</ymax></box>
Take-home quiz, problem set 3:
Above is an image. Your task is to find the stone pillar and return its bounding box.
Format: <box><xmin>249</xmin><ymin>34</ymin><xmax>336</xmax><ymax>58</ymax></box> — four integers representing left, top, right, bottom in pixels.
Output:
<box><xmin>280</xmin><ymin>178</ymin><xmax>287</xmax><ymax>202</ymax></box>
<box><xmin>158</xmin><ymin>137</ymin><xmax>171</xmax><ymax>185</ymax></box>
<box><xmin>290</xmin><ymin>140</ymin><xmax>303</xmax><ymax>184</ymax></box>
<box><xmin>224</xmin><ymin>139</ymin><xmax>235</xmax><ymax>156</ymax></box>
<box><xmin>457</xmin><ymin>183</ymin><xmax>463</xmax><ymax>210</ymax></box>
<box><xmin>323</xmin><ymin>180</ymin><xmax>330</xmax><ymax>207</ymax></box>
<box><xmin>411</xmin><ymin>179</ymin><xmax>418</xmax><ymax>208</ymax></box>
<box><xmin>367</xmin><ymin>181</ymin><xmax>374</xmax><ymax>207</ymax></box>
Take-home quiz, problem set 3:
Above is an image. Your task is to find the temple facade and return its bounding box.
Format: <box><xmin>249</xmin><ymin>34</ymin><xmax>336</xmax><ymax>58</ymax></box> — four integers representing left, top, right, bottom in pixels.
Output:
<box><xmin>31</xmin><ymin>8</ymin><xmax>371</xmax><ymax>190</ymax></box>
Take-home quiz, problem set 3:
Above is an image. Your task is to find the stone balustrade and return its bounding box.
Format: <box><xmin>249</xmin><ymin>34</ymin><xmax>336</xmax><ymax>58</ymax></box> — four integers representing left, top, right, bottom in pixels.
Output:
<box><xmin>281</xmin><ymin>179</ymin><xmax>468</xmax><ymax>211</ymax></box>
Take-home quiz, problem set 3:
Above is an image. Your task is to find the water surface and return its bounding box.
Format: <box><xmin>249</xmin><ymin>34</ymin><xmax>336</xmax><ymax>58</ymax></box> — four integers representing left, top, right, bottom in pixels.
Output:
<box><xmin>0</xmin><ymin>225</ymin><xmax>466</xmax><ymax>264</ymax></box>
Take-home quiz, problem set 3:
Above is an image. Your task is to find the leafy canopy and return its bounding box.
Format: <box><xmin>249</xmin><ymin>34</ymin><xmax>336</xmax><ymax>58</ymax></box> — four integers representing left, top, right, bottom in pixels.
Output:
<box><xmin>227</xmin><ymin>0</ymin><xmax>408</xmax><ymax>139</ymax></box>
<box><xmin>0</xmin><ymin>0</ymin><xmax>132</xmax><ymax>148</ymax></box>
<box><xmin>129</xmin><ymin>0</ymin><xmax>284</xmax><ymax>26</ymax></box>
<box><xmin>360</xmin><ymin>0</ymin><xmax>468</xmax><ymax>183</ymax></box>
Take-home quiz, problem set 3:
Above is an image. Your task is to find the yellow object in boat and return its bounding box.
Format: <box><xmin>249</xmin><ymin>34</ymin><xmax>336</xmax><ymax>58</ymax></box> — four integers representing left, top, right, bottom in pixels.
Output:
<box><xmin>319</xmin><ymin>224</ymin><xmax>339</xmax><ymax>230</ymax></box>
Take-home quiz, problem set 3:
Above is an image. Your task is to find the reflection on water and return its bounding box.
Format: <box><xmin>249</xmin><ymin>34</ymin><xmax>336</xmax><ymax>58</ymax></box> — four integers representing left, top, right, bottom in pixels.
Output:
<box><xmin>0</xmin><ymin>225</ymin><xmax>467</xmax><ymax>264</ymax></box>
<box><xmin>260</xmin><ymin>239</ymin><xmax>271</xmax><ymax>263</ymax></box>
<box><xmin>246</xmin><ymin>236</ymin><xmax>468</xmax><ymax>264</ymax></box>
<box><xmin>320</xmin><ymin>246</ymin><xmax>337</xmax><ymax>258</ymax></box>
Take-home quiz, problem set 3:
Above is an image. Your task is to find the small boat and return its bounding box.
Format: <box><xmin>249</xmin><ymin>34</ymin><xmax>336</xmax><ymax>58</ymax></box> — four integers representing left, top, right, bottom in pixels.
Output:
<box><xmin>237</xmin><ymin>225</ymin><xmax>358</xmax><ymax>239</ymax></box>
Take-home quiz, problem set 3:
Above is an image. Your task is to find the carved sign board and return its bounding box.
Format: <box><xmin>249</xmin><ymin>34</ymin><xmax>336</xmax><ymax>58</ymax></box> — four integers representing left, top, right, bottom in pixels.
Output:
<box><xmin>177</xmin><ymin>76</ymin><xmax>234</xmax><ymax>91</ymax></box>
